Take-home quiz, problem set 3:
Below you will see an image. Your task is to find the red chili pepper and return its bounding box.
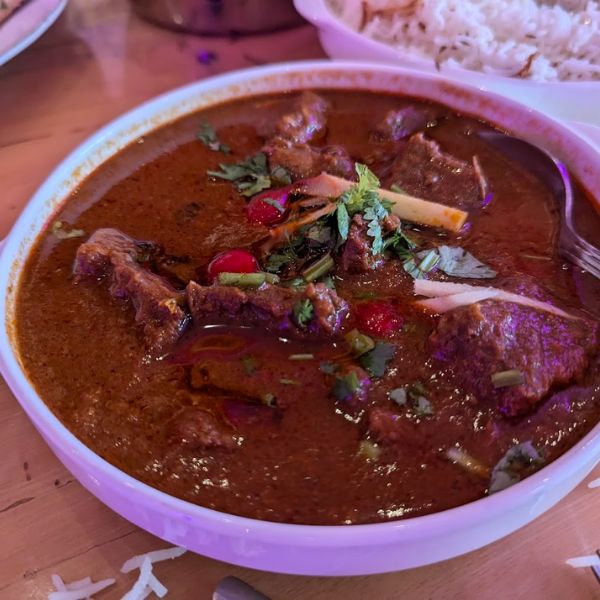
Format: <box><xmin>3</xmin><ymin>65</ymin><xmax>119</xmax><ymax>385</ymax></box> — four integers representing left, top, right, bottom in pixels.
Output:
<box><xmin>207</xmin><ymin>249</ymin><xmax>259</xmax><ymax>281</ymax></box>
<box><xmin>246</xmin><ymin>187</ymin><xmax>290</xmax><ymax>226</ymax></box>
<box><xmin>354</xmin><ymin>301</ymin><xmax>403</xmax><ymax>337</ymax></box>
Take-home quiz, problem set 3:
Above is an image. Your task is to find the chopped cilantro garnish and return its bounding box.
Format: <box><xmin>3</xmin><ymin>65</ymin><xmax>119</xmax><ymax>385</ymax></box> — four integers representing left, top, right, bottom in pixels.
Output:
<box><xmin>384</xmin><ymin>228</ymin><xmax>418</xmax><ymax>253</ymax></box>
<box><xmin>265</xmin><ymin>251</ymin><xmax>294</xmax><ymax>274</ymax></box>
<box><xmin>280</xmin><ymin>378</ymin><xmax>300</xmax><ymax>385</ymax></box>
<box><xmin>336</xmin><ymin>203</ymin><xmax>350</xmax><ymax>241</ymax></box>
<box><xmin>197</xmin><ymin>122</ymin><xmax>230</xmax><ymax>153</ymax></box>
<box><xmin>363</xmin><ymin>199</ymin><xmax>388</xmax><ymax>255</ymax></box>
<box><xmin>208</xmin><ymin>152</ymin><xmax>290</xmax><ymax>198</ymax></box>
<box><xmin>321</xmin><ymin>274</ymin><xmax>336</xmax><ymax>290</ymax></box>
<box><xmin>489</xmin><ymin>442</ymin><xmax>543</xmax><ymax>494</ymax></box>
<box><xmin>319</xmin><ymin>362</ymin><xmax>338</xmax><ymax>374</ymax></box>
<box><xmin>358</xmin><ymin>341</ymin><xmax>395</xmax><ymax>377</ymax></box>
<box><xmin>389</xmin><ymin>387</ymin><xmax>408</xmax><ymax>406</ymax></box>
<box><xmin>333</xmin><ymin>370</ymin><xmax>360</xmax><ymax>401</ymax></box>
<box><xmin>390</xmin><ymin>183</ymin><xmax>406</xmax><ymax>193</ymax></box>
<box><xmin>402</xmin><ymin>249</ymin><xmax>440</xmax><ymax>279</ymax></box>
<box><xmin>306</xmin><ymin>223</ymin><xmax>333</xmax><ymax>245</ymax></box>
<box><xmin>401</xmin><ymin>245</ymin><xmax>496</xmax><ymax>280</ymax></box>
<box><xmin>293</xmin><ymin>298</ymin><xmax>313</xmax><ymax>328</ymax></box>
<box><xmin>335</xmin><ymin>163</ymin><xmax>390</xmax><ymax>255</ymax></box>
<box><xmin>390</xmin><ymin>382</ymin><xmax>434</xmax><ymax>417</ymax></box>
<box><xmin>413</xmin><ymin>396</ymin><xmax>434</xmax><ymax>416</ymax></box>
<box><xmin>435</xmin><ymin>245</ymin><xmax>497</xmax><ymax>279</ymax></box>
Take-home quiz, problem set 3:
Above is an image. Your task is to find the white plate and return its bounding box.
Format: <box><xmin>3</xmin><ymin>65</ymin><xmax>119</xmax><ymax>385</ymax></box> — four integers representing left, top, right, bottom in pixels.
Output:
<box><xmin>0</xmin><ymin>0</ymin><xmax>67</xmax><ymax>67</ymax></box>
<box><xmin>295</xmin><ymin>0</ymin><xmax>600</xmax><ymax>127</ymax></box>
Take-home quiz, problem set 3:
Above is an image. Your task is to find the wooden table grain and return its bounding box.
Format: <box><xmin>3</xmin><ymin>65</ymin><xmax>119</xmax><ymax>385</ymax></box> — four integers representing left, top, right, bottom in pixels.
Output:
<box><xmin>1</xmin><ymin>1</ymin><xmax>599</xmax><ymax>598</ymax></box>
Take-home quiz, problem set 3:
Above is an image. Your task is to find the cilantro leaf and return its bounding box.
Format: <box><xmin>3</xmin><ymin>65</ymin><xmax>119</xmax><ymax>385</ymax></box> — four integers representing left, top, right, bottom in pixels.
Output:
<box><xmin>436</xmin><ymin>245</ymin><xmax>497</xmax><ymax>279</ymax></box>
<box><xmin>320</xmin><ymin>362</ymin><xmax>339</xmax><ymax>374</ymax></box>
<box><xmin>336</xmin><ymin>203</ymin><xmax>350</xmax><ymax>241</ymax></box>
<box><xmin>336</xmin><ymin>163</ymin><xmax>390</xmax><ymax>255</ymax></box>
<box><xmin>265</xmin><ymin>252</ymin><xmax>293</xmax><ymax>273</ymax></box>
<box><xmin>293</xmin><ymin>298</ymin><xmax>313</xmax><ymax>328</ymax></box>
<box><xmin>197</xmin><ymin>122</ymin><xmax>230</xmax><ymax>153</ymax></box>
<box><xmin>208</xmin><ymin>152</ymin><xmax>290</xmax><ymax>198</ymax></box>
<box><xmin>401</xmin><ymin>246</ymin><xmax>495</xmax><ymax>280</ymax></box>
<box><xmin>389</xmin><ymin>382</ymin><xmax>434</xmax><ymax>417</ymax></box>
<box><xmin>413</xmin><ymin>396</ymin><xmax>434</xmax><ymax>417</ymax></box>
<box><xmin>359</xmin><ymin>342</ymin><xmax>395</xmax><ymax>377</ymax></box>
<box><xmin>489</xmin><ymin>442</ymin><xmax>543</xmax><ymax>494</ymax></box>
<box><xmin>384</xmin><ymin>228</ymin><xmax>418</xmax><ymax>253</ymax></box>
<box><xmin>333</xmin><ymin>370</ymin><xmax>360</xmax><ymax>401</ymax></box>
<box><xmin>389</xmin><ymin>387</ymin><xmax>407</xmax><ymax>406</ymax></box>
<box><xmin>402</xmin><ymin>249</ymin><xmax>440</xmax><ymax>279</ymax></box>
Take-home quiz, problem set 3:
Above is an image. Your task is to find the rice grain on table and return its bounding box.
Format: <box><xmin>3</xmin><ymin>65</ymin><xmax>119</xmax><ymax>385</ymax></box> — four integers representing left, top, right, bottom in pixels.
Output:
<box><xmin>327</xmin><ymin>0</ymin><xmax>600</xmax><ymax>81</ymax></box>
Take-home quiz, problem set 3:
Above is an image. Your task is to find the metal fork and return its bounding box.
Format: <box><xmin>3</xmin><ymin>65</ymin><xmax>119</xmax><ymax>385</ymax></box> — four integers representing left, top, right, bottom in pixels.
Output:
<box><xmin>477</xmin><ymin>130</ymin><xmax>600</xmax><ymax>280</ymax></box>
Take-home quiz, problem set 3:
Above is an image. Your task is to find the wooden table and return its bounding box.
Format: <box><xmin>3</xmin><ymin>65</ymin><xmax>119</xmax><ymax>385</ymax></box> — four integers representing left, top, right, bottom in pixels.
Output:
<box><xmin>1</xmin><ymin>1</ymin><xmax>599</xmax><ymax>598</ymax></box>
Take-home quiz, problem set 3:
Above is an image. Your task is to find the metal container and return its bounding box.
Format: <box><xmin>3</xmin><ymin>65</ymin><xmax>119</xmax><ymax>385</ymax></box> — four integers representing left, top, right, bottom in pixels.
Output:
<box><xmin>131</xmin><ymin>0</ymin><xmax>305</xmax><ymax>35</ymax></box>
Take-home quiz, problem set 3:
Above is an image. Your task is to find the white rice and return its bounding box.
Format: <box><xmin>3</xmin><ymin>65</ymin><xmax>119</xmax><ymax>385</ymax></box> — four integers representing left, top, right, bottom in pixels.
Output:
<box><xmin>327</xmin><ymin>0</ymin><xmax>600</xmax><ymax>81</ymax></box>
<box><xmin>47</xmin><ymin>576</ymin><xmax>116</xmax><ymax>600</ymax></box>
<box><xmin>120</xmin><ymin>546</ymin><xmax>187</xmax><ymax>574</ymax></box>
<box><xmin>48</xmin><ymin>545</ymin><xmax>184</xmax><ymax>599</ymax></box>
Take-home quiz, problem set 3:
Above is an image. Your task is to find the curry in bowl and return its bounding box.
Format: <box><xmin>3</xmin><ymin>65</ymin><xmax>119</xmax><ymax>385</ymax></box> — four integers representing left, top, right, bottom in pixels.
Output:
<box><xmin>14</xmin><ymin>90</ymin><xmax>600</xmax><ymax>525</ymax></box>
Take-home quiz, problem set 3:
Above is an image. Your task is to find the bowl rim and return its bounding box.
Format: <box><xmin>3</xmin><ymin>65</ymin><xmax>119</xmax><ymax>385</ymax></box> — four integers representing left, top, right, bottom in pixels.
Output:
<box><xmin>2</xmin><ymin>59</ymin><xmax>600</xmax><ymax>544</ymax></box>
<box><xmin>293</xmin><ymin>0</ymin><xmax>600</xmax><ymax>88</ymax></box>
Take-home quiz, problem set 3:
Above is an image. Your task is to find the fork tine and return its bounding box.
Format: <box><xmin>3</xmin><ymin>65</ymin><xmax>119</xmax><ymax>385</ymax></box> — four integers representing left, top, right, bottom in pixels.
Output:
<box><xmin>593</xmin><ymin>550</ymin><xmax>600</xmax><ymax>585</ymax></box>
<box><xmin>560</xmin><ymin>248</ymin><xmax>600</xmax><ymax>280</ymax></box>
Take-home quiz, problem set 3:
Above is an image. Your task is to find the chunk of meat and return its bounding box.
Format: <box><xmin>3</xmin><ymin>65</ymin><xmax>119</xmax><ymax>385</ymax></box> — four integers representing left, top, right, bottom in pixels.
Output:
<box><xmin>74</xmin><ymin>228</ymin><xmax>187</xmax><ymax>354</ymax></box>
<box><xmin>274</xmin><ymin>91</ymin><xmax>329</xmax><ymax>145</ymax></box>
<box><xmin>373</xmin><ymin>106</ymin><xmax>441</xmax><ymax>143</ymax></box>
<box><xmin>386</xmin><ymin>133</ymin><xmax>481</xmax><ymax>209</ymax></box>
<box><xmin>186</xmin><ymin>281</ymin><xmax>348</xmax><ymax>337</ymax></box>
<box><xmin>264</xmin><ymin>91</ymin><xmax>354</xmax><ymax>179</ymax></box>
<box><xmin>165</xmin><ymin>407</ymin><xmax>235</xmax><ymax>450</ymax></box>
<box><xmin>267</xmin><ymin>140</ymin><xmax>354</xmax><ymax>179</ymax></box>
<box><xmin>430</xmin><ymin>291</ymin><xmax>599</xmax><ymax>417</ymax></box>
<box><xmin>340</xmin><ymin>213</ymin><xmax>400</xmax><ymax>273</ymax></box>
<box><xmin>341</xmin><ymin>215</ymin><xmax>384</xmax><ymax>273</ymax></box>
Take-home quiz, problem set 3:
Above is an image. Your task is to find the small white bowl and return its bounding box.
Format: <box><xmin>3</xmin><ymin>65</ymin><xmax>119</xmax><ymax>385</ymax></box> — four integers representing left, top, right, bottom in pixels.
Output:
<box><xmin>1</xmin><ymin>61</ymin><xmax>599</xmax><ymax>576</ymax></box>
<box><xmin>294</xmin><ymin>0</ymin><xmax>600</xmax><ymax>127</ymax></box>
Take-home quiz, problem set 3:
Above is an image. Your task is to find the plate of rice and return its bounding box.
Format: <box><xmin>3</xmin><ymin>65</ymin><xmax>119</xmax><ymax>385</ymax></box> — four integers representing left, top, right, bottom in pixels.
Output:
<box><xmin>295</xmin><ymin>0</ymin><xmax>600</xmax><ymax>126</ymax></box>
<box><xmin>0</xmin><ymin>0</ymin><xmax>67</xmax><ymax>67</ymax></box>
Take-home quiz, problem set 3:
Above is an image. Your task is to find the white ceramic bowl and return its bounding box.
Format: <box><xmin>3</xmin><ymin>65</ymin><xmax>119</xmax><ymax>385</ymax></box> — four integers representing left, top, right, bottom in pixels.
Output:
<box><xmin>294</xmin><ymin>0</ymin><xmax>600</xmax><ymax>127</ymax></box>
<box><xmin>1</xmin><ymin>61</ymin><xmax>600</xmax><ymax>576</ymax></box>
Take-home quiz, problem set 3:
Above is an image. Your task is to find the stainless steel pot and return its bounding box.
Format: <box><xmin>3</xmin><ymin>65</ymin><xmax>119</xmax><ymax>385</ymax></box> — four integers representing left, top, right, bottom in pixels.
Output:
<box><xmin>131</xmin><ymin>0</ymin><xmax>305</xmax><ymax>35</ymax></box>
